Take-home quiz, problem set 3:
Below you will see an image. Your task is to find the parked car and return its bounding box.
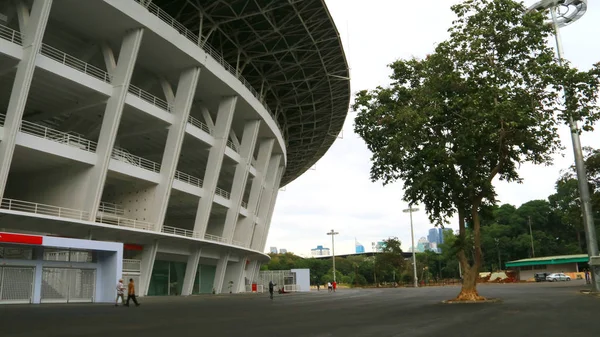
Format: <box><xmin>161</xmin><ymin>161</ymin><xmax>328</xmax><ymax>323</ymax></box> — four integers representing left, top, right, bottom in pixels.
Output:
<box><xmin>546</xmin><ymin>273</ymin><xmax>571</xmax><ymax>282</ymax></box>
<box><xmin>534</xmin><ymin>272</ymin><xmax>549</xmax><ymax>282</ymax></box>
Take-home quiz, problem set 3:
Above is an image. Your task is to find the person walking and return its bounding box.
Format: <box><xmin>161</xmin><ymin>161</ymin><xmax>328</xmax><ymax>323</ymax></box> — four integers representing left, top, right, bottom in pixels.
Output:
<box><xmin>125</xmin><ymin>278</ymin><xmax>140</xmax><ymax>307</ymax></box>
<box><xmin>115</xmin><ymin>279</ymin><xmax>125</xmax><ymax>306</ymax></box>
<box><xmin>268</xmin><ymin>281</ymin><xmax>276</xmax><ymax>300</ymax></box>
<box><xmin>327</xmin><ymin>281</ymin><xmax>332</xmax><ymax>292</ymax></box>
<box><xmin>332</xmin><ymin>281</ymin><xmax>337</xmax><ymax>292</ymax></box>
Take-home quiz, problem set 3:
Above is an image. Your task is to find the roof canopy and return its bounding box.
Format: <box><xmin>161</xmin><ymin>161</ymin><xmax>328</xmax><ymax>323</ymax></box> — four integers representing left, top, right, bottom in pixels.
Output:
<box><xmin>154</xmin><ymin>0</ymin><xmax>350</xmax><ymax>186</ymax></box>
<box><xmin>505</xmin><ymin>254</ymin><xmax>589</xmax><ymax>267</ymax></box>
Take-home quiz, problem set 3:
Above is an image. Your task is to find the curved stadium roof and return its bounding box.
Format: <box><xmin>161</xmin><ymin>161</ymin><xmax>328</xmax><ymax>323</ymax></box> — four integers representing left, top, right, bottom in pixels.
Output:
<box><xmin>154</xmin><ymin>0</ymin><xmax>350</xmax><ymax>186</ymax></box>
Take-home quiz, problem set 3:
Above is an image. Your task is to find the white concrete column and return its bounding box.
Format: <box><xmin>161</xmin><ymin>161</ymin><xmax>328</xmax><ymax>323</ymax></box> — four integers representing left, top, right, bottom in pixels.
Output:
<box><xmin>250</xmin><ymin>155</ymin><xmax>282</xmax><ymax>251</ymax></box>
<box><xmin>0</xmin><ymin>0</ymin><xmax>52</xmax><ymax>198</ymax></box>
<box><xmin>231</xmin><ymin>255</ymin><xmax>249</xmax><ymax>292</ymax></box>
<box><xmin>138</xmin><ymin>240</ymin><xmax>159</xmax><ymax>296</ymax></box>
<box><xmin>192</xmin><ymin>96</ymin><xmax>237</xmax><ymax>235</ymax></box>
<box><xmin>83</xmin><ymin>29</ymin><xmax>144</xmax><ymax>221</ymax></box>
<box><xmin>239</xmin><ymin>139</ymin><xmax>274</xmax><ymax>246</ymax></box>
<box><xmin>222</xmin><ymin>120</ymin><xmax>261</xmax><ymax>242</ymax></box>
<box><xmin>151</xmin><ymin>67</ymin><xmax>201</xmax><ymax>231</ymax></box>
<box><xmin>258</xmin><ymin>165</ymin><xmax>285</xmax><ymax>251</ymax></box>
<box><xmin>181</xmin><ymin>247</ymin><xmax>202</xmax><ymax>296</ymax></box>
<box><xmin>213</xmin><ymin>252</ymin><xmax>230</xmax><ymax>294</ymax></box>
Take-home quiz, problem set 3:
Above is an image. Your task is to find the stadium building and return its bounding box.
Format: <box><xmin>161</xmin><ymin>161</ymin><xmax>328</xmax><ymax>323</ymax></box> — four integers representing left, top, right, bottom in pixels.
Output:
<box><xmin>0</xmin><ymin>0</ymin><xmax>348</xmax><ymax>303</ymax></box>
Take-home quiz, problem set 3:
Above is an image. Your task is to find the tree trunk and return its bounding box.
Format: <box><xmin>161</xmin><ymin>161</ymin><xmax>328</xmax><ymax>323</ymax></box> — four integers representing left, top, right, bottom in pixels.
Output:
<box><xmin>453</xmin><ymin>206</ymin><xmax>486</xmax><ymax>301</ymax></box>
<box><xmin>455</xmin><ymin>256</ymin><xmax>485</xmax><ymax>301</ymax></box>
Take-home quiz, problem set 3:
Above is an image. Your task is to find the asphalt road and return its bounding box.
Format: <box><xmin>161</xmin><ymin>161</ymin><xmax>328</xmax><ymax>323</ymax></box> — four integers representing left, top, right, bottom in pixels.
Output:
<box><xmin>0</xmin><ymin>281</ymin><xmax>597</xmax><ymax>337</ymax></box>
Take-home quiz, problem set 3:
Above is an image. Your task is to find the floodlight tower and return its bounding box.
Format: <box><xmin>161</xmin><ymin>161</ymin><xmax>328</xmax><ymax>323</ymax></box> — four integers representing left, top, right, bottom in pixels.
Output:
<box><xmin>528</xmin><ymin>0</ymin><xmax>599</xmax><ymax>292</ymax></box>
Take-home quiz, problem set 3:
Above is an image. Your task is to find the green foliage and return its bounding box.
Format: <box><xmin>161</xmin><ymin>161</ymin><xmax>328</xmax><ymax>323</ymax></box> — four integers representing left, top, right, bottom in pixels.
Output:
<box><xmin>353</xmin><ymin>0</ymin><xmax>600</xmax><ymax>295</ymax></box>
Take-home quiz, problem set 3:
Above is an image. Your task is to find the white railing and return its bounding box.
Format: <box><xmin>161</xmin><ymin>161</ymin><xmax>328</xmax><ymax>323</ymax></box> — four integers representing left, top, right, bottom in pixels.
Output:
<box><xmin>132</xmin><ymin>0</ymin><xmax>283</xmax><ymax>132</ymax></box>
<box><xmin>98</xmin><ymin>201</ymin><xmax>125</xmax><ymax>215</ymax></box>
<box><xmin>0</xmin><ymin>113</ymin><xmax>6</xmax><ymax>126</ymax></box>
<box><xmin>0</xmin><ymin>24</ymin><xmax>22</xmax><ymax>45</ymax></box>
<box><xmin>204</xmin><ymin>233</ymin><xmax>228</xmax><ymax>244</ymax></box>
<box><xmin>284</xmin><ymin>284</ymin><xmax>300</xmax><ymax>292</ymax></box>
<box><xmin>226</xmin><ymin>139</ymin><xmax>239</xmax><ymax>153</ymax></box>
<box><xmin>174</xmin><ymin>170</ymin><xmax>203</xmax><ymax>188</ymax></box>
<box><xmin>0</xmin><ymin>198</ymin><xmax>89</xmax><ymax>221</ymax></box>
<box><xmin>187</xmin><ymin>115</ymin><xmax>211</xmax><ymax>134</ymax></box>
<box><xmin>123</xmin><ymin>259</ymin><xmax>142</xmax><ymax>273</ymax></box>
<box><xmin>161</xmin><ymin>225</ymin><xmax>201</xmax><ymax>239</ymax></box>
<box><xmin>215</xmin><ymin>187</ymin><xmax>230</xmax><ymax>199</ymax></box>
<box><xmin>241</xmin><ymin>201</ymin><xmax>248</xmax><ymax>209</ymax></box>
<box><xmin>39</xmin><ymin>43</ymin><xmax>112</xmax><ymax>83</ymax></box>
<box><xmin>111</xmin><ymin>147</ymin><xmax>161</xmax><ymax>173</ymax></box>
<box><xmin>232</xmin><ymin>240</ymin><xmax>246</xmax><ymax>247</ymax></box>
<box><xmin>20</xmin><ymin>120</ymin><xmax>97</xmax><ymax>152</ymax></box>
<box><xmin>96</xmin><ymin>213</ymin><xmax>154</xmax><ymax>231</ymax></box>
<box><xmin>128</xmin><ymin>84</ymin><xmax>173</xmax><ymax>112</ymax></box>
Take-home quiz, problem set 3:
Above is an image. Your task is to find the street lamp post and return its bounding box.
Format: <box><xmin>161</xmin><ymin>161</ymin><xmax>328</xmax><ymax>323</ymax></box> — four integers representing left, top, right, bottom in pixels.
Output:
<box><xmin>327</xmin><ymin>229</ymin><xmax>339</xmax><ymax>283</ymax></box>
<box><xmin>528</xmin><ymin>0</ymin><xmax>600</xmax><ymax>293</ymax></box>
<box><xmin>403</xmin><ymin>206</ymin><xmax>419</xmax><ymax>288</ymax></box>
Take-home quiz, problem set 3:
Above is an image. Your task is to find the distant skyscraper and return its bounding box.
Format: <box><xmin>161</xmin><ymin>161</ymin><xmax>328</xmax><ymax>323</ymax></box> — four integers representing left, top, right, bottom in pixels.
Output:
<box><xmin>269</xmin><ymin>247</ymin><xmax>278</xmax><ymax>254</ymax></box>
<box><xmin>311</xmin><ymin>245</ymin><xmax>330</xmax><ymax>256</ymax></box>
<box><xmin>279</xmin><ymin>248</ymin><xmax>287</xmax><ymax>254</ymax></box>
<box><xmin>355</xmin><ymin>239</ymin><xmax>365</xmax><ymax>254</ymax></box>
<box><xmin>372</xmin><ymin>241</ymin><xmax>386</xmax><ymax>253</ymax></box>
<box><xmin>427</xmin><ymin>228</ymin><xmax>440</xmax><ymax>246</ymax></box>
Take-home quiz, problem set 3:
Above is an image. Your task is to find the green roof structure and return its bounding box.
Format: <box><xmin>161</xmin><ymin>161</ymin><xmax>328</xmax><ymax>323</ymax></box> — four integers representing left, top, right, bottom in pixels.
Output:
<box><xmin>505</xmin><ymin>254</ymin><xmax>589</xmax><ymax>267</ymax></box>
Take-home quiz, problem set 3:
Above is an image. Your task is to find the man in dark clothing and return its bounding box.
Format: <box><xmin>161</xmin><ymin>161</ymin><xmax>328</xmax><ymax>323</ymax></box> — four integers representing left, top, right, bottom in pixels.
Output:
<box><xmin>269</xmin><ymin>281</ymin><xmax>276</xmax><ymax>300</ymax></box>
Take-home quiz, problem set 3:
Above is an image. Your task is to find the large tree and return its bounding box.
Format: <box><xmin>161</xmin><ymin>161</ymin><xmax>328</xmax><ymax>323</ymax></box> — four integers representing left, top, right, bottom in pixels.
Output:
<box><xmin>353</xmin><ymin>0</ymin><xmax>600</xmax><ymax>301</ymax></box>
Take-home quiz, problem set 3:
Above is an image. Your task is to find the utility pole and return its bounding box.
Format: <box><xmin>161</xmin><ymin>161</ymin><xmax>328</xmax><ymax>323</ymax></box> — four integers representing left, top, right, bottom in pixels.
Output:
<box><xmin>528</xmin><ymin>216</ymin><xmax>535</xmax><ymax>257</ymax></box>
<box><xmin>327</xmin><ymin>229</ymin><xmax>339</xmax><ymax>283</ymax></box>
<box><xmin>403</xmin><ymin>206</ymin><xmax>419</xmax><ymax>288</ymax></box>
<box><xmin>528</xmin><ymin>0</ymin><xmax>599</xmax><ymax>293</ymax></box>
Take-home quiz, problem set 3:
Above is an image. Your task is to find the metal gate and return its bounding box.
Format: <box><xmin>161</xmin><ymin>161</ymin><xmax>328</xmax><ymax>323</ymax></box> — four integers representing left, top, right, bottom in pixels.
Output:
<box><xmin>0</xmin><ymin>267</ymin><xmax>35</xmax><ymax>304</ymax></box>
<box><xmin>41</xmin><ymin>268</ymin><xmax>96</xmax><ymax>303</ymax></box>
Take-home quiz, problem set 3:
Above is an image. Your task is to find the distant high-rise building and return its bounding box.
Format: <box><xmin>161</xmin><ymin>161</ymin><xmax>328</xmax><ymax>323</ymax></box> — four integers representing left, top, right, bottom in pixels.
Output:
<box><xmin>372</xmin><ymin>241</ymin><xmax>386</xmax><ymax>253</ymax></box>
<box><xmin>311</xmin><ymin>245</ymin><xmax>330</xmax><ymax>256</ymax></box>
<box><xmin>355</xmin><ymin>239</ymin><xmax>365</xmax><ymax>254</ymax></box>
<box><xmin>440</xmin><ymin>228</ymin><xmax>453</xmax><ymax>244</ymax></box>
<box><xmin>279</xmin><ymin>248</ymin><xmax>287</xmax><ymax>254</ymax></box>
<box><xmin>427</xmin><ymin>228</ymin><xmax>440</xmax><ymax>246</ymax></box>
<box><xmin>269</xmin><ymin>247</ymin><xmax>278</xmax><ymax>254</ymax></box>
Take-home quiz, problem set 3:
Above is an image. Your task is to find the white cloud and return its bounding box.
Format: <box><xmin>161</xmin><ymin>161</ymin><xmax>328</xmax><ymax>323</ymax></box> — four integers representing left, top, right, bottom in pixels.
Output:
<box><xmin>266</xmin><ymin>0</ymin><xmax>600</xmax><ymax>256</ymax></box>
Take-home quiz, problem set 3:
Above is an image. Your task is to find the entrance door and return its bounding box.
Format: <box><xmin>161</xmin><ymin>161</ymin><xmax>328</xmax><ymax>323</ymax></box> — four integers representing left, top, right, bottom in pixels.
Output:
<box><xmin>0</xmin><ymin>266</ymin><xmax>35</xmax><ymax>304</ymax></box>
<box><xmin>41</xmin><ymin>268</ymin><xmax>96</xmax><ymax>303</ymax></box>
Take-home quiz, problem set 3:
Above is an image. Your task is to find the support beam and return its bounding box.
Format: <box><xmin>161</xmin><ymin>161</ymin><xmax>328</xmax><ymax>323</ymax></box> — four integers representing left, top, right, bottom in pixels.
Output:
<box><xmin>151</xmin><ymin>67</ymin><xmax>201</xmax><ymax>231</ymax></box>
<box><xmin>0</xmin><ymin>0</ymin><xmax>52</xmax><ymax>199</ymax></box>
<box><xmin>83</xmin><ymin>29</ymin><xmax>144</xmax><ymax>221</ymax></box>
<box><xmin>101</xmin><ymin>42</ymin><xmax>117</xmax><ymax>76</ymax></box>
<box><xmin>15</xmin><ymin>0</ymin><xmax>30</xmax><ymax>31</ymax></box>
<box><xmin>239</xmin><ymin>139</ymin><xmax>274</xmax><ymax>246</ymax></box>
<box><xmin>259</xmin><ymin>165</ymin><xmax>285</xmax><ymax>251</ymax></box>
<box><xmin>229</xmin><ymin>129</ymin><xmax>241</xmax><ymax>150</ymax></box>
<box><xmin>232</xmin><ymin>255</ymin><xmax>249</xmax><ymax>292</ymax></box>
<box><xmin>192</xmin><ymin>96</ymin><xmax>237</xmax><ymax>236</ymax></box>
<box><xmin>213</xmin><ymin>252</ymin><xmax>230</xmax><ymax>294</ymax></box>
<box><xmin>250</xmin><ymin>155</ymin><xmax>282</xmax><ymax>251</ymax></box>
<box><xmin>181</xmin><ymin>247</ymin><xmax>202</xmax><ymax>296</ymax></box>
<box><xmin>222</xmin><ymin>120</ymin><xmax>261</xmax><ymax>242</ymax></box>
<box><xmin>139</xmin><ymin>240</ymin><xmax>159</xmax><ymax>296</ymax></box>
<box><xmin>200</xmin><ymin>106</ymin><xmax>215</xmax><ymax>129</ymax></box>
<box><xmin>159</xmin><ymin>77</ymin><xmax>175</xmax><ymax>104</ymax></box>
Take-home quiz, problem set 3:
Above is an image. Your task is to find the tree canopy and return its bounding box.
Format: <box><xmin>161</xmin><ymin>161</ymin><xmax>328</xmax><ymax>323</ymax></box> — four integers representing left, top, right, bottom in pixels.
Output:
<box><xmin>353</xmin><ymin>0</ymin><xmax>600</xmax><ymax>301</ymax></box>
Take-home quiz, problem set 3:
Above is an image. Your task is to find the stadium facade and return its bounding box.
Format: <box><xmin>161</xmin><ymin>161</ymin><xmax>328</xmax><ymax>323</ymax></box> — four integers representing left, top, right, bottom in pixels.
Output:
<box><xmin>0</xmin><ymin>0</ymin><xmax>348</xmax><ymax>301</ymax></box>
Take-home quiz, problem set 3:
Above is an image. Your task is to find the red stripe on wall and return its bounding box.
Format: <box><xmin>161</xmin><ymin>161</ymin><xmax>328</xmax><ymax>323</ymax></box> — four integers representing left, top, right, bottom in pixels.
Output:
<box><xmin>124</xmin><ymin>244</ymin><xmax>143</xmax><ymax>251</ymax></box>
<box><xmin>0</xmin><ymin>232</ymin><xmax>43</xmax><ymax>245</ymax></box>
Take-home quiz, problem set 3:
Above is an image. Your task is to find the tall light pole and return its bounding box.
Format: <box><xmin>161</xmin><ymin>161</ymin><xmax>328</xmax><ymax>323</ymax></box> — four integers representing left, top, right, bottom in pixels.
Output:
<box><xmin>528</xmin><ymin>0</ymin><xmax>599</xmax><ymax>292</ymax></box>
<box><xmin>403</xmin><ymin>206</ymin><xmax>419</xmax><ymax>288</ymax></box>
<box><xmin>528</xmin><ymin>216</ymin><xmax>535</xmax><ymax>257</ymax></box>
<box><xmin>327</xmin><ymin>229</ymin><xmax>339</xmax><ymax>283</ymax></box>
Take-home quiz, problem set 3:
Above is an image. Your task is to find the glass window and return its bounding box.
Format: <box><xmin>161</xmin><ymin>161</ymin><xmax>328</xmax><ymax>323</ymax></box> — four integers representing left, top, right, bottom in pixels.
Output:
<box><xmin>0</xmin><ymin>244</ymin><xmax>34</xmax><ymax>260</ymax></box>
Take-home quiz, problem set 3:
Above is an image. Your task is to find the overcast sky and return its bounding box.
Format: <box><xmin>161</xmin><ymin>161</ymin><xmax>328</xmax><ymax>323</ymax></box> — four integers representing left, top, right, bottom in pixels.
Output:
<box><xmin>265</xmin><ymin>0</ymin><xmax>600</xmax><ymax>256</ymax></box>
